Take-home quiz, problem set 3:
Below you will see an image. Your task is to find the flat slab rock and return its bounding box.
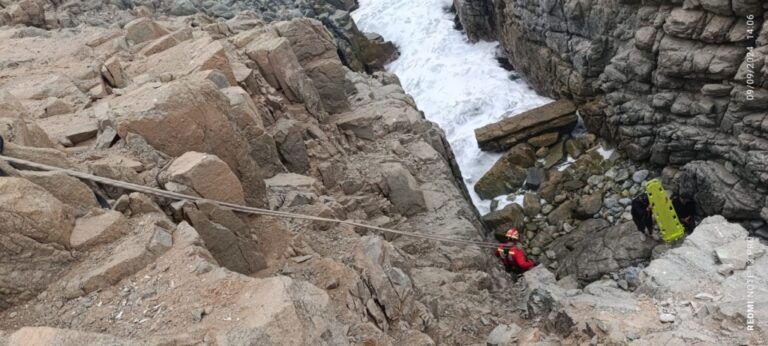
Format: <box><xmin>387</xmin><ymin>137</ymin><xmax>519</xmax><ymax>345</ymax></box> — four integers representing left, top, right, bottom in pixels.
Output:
<box><xmin>475</xmin><ymin>100</ymin><xmax>577</xmax><ymax>152</ymax></box>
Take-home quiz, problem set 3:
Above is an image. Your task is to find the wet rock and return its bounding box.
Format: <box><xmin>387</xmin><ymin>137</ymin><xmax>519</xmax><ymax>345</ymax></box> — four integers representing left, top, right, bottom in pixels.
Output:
<box><xmin>475</xmin><ymin>100</ymin><xmax>578</xmax><ymax>152</ymax></box>
<box><xmin>474</xmin><ymin>159</ymin><xmax>527</xmax><ymax>199</ymax></box>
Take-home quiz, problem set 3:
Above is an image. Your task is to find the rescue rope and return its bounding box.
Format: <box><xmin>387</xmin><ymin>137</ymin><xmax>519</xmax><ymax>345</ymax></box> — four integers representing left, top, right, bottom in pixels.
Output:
<box><xmin>0</xmin><ymin>154</ymin><xmax>503</xmax><ymax>248</ymax></box>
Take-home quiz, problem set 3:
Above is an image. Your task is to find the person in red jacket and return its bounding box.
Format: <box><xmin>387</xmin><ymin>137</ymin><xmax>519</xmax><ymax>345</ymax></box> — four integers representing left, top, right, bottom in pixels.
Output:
<box><xmin>494</xmin><ymin>228</ymin><xmax>535</xmax><ymax>273</ymax></box>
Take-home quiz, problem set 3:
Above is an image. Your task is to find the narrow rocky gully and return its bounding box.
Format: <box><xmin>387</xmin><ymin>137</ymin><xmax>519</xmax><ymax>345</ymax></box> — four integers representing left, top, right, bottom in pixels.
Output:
<box><xmin>0</xmin><ymin>0</ymin><xmax>766</xmax><ymax>345</ymax></box>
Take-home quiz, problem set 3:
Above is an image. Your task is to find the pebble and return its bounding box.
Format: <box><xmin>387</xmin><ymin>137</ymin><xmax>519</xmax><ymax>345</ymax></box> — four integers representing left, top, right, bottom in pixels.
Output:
<box><xmin>618</xmin><ymin>279</ymin><xmax>629</xmax><ymax>290</ymax></box>
<box><xmin>659</xmin><ymin>313</ymin><xmax>675</xmax><ymax>323</ymax></box>
<box><xmin>326</xmin><ymin>278</ymin><xmax>340</xmax><ymax>290</ymax></box>
<box><xmin>545</xmin><ymin>250</ymin><xmax>557</xmax><ymax>260</ymax></box>
<box><xmin>192</xmin><ymin>307</ymin><xmax>205</xmax><ymax>322</ymax></box>
<box><xmin>554</xmin><ymin>194</ymin><xmax>567</xmax><ymax>203</ymax></box>
<box><xmin>633</xmin><ymin>169</ymin><xmax>649</xmax><ymax>183</ymax></box>
<box><xmin>619</xmin><ymin>198</ymin><xmax>632</xmax><ymax>206</ymax></box>
<box><xmin>587</xmin><ymin>175</ymin><xmax>604</xmax><ymax>186</ymax></box>
<box><xmin>531</xmin><ymin>247</ymin><xmax>542</xmax><ymax>255</ymax></box>
<box><xmin>604</xmin><ymin>197</ymin><xmax>620</xmax><ymax>209</ymax></box>
<box><xmin>614</xmin><ymin>169</ymin><xmax>629</xmax><ymax>182</ymax></box>
<box><xmin>542</xmin><ymin>205</ymin><xmax>554</xmax><ymax>214</ymax></box>
<box><xmin>694</xmin><ymin>293</ymin><xmax>715</xmax><ymax>301</ymax></box>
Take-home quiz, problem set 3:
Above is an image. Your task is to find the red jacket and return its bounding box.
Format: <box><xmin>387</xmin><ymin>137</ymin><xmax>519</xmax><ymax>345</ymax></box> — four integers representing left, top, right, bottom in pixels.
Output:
<box><xmin>495</xmin><ymin>242</ymin><xmax>535</xmax><ymax>270</ymax></box>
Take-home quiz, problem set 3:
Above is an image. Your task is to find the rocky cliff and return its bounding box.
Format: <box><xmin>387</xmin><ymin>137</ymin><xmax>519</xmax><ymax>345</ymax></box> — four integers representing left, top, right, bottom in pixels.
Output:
<box><xmin>455</xmin><ymin>0</ymin><xmax>768</xmax><ymax>232</ymax></box>
<box><xmin>0</xmin><ymin>3</ymin><xmax>527</xmax><ymax>344</ymax></box>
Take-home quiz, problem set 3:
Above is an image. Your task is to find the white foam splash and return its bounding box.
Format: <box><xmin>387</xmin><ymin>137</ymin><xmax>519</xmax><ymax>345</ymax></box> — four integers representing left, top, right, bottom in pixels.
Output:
<box><xmin>353</xmin><ymin>0</ymin><xmax>551</xmax><ymax>214</ymax></box>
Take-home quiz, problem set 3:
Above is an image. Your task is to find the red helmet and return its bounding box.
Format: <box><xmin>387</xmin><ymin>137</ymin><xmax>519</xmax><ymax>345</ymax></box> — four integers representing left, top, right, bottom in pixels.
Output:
<box><xmin>506</xmin><ymin>228</ymin><xmax>519</xmax><ymax>240</ymax></box>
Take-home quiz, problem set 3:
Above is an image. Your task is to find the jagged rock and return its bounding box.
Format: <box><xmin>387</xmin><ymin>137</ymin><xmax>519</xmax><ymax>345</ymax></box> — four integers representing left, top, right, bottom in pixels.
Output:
<box><xmin>162</xmin><ymin>151</ymin><xmax>246</xmax><ymax>205</ymax></box>
<box><xmin>333</xmin><ymin>99</ymin><xmax>421</xmax><ymax>140</ymax></box>
<box><xmin>563</xmin><ymin>138</ymin><xmax>583</xmax><ymax>159</ymax></box>
<box><xmin>547</xmin><ymin>221</ymin><xmax>655</xmax><ymax>282</ymax></box>
<box><xmin>124</xmin><ymin>17</ymin><xmax>170</xmax><ymax>44</ymax></box>
<box><xmin>380</xmin><ymin>162</ymin><xmax>426</xmax><ymax>216</ymax></box>
<box><xmin>475</xmin><ymin>100</ymin><xmax>578</xmax><ymax>152</ymax></box>
<box><xmin>183</xmin><ymin>202</ymin><xmax>267</xmax><ymax>274</ymax></box>
<box><xmin>244</xmin><ymin>33</ymin><xmax>325</xmax><ymax>117</ymax></box>
<box><xmin>524</xmin><ymin>167</ymin><xmax>545</xmax><ymax>190</ymax></box>
<box><xmin>680</xmin><ymin>161</ymin><xmax>763</xmax><ymax>220</ymax></box>
<box><xmin>542</xmin><ymin>141</ymin><xmax>564</xmax><ymax>169</ymax></box>
<box><xmin>481</xmin><ymin>203</ymin><xmax>525</xmax><ymax>233</ymax></box>
<box><xmin>70</xmin><ymin>211</ymin><xmax>129</xmax><ymax>249</ymax></box>
<box><xmin>274</xmin><ymin>18</ymin><xmax>351</xmax><ymax>113</ymax></box>
<box><xmin>353</xmin><ymin>236</ymin><xmax>414</xmax><ymax>323</ymax></box>
<box><xmin>270</xmin><ymin>119</ymin><xmax>311</xmax><ymax>174</ymax></box>
<box><xmin>101</xmin><ymin>56</ymin><xmax>127</xmax><ymax>89</ymax></box>
<box><xmin>546</xmin><ymin>200</ymin><xmax>575</xmax><ymax>227</ymax></box>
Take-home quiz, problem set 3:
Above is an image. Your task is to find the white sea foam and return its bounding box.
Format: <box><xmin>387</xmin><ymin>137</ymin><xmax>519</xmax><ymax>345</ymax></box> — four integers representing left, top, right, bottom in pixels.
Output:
<box><xmin>353</xmin><ymin>0</ymin><xmax>551</xmax><ymax>214</ymax></box>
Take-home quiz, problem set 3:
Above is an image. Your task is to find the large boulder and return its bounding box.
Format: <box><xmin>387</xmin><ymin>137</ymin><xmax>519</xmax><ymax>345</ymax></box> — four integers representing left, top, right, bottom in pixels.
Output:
<box><xmin>481</xmin><ymin>203</ymin><xmax>525</xmax><ymax>234</ymax></box>
<box><xmin>475</xmin><ymin>100</ymin><xmax>578</xmax><ymax>152</ymax></box>
<box><xmin>475</xmin><ymin>143</ymin><xmax>536</xmax><ymax>199</ymax></box>
<box><xmin>0</xmin><ymin>177</ymin><xmax>73</xmax><ymax>246</ymax></box>
<box><xmin>161</xmin><ymin>151</ymin><xmax>246</xmax><ymax>205</ymax></box>
<box><xmin>0</xmin><ymin>177</ymin><xmax>74</xmax><ymax>310</ymax></box>
<box><xmin>111</xmin><ymin>76</ymin><xmax>266</xmax><ymax>207</ymax></box>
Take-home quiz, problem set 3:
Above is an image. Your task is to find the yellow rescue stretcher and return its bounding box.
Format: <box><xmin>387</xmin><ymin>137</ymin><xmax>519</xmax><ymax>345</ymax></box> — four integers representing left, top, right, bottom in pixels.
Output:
<box><xmin>645</xmin><ymin>179</ymin><xmax>685</xmax><ymax>243</ymax></box>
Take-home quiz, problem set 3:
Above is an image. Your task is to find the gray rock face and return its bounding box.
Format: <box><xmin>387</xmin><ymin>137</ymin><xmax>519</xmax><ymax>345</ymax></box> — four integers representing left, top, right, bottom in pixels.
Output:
<box><xmin>456</xmin><ymin>1</ymin><xmax>768</xmax><ymax>224</ymax></box>
<box><xmin>546</xmin><ymin>220</ymin><xmax>656</xmax><ymax>282</ymax></box>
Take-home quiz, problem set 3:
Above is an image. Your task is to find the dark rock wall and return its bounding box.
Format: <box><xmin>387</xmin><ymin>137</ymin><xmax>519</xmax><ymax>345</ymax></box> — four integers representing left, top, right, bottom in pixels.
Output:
<box><xmin>458</xmin><ymin>0</ymin><xmax>768</xmax><ymax>224</ymax></box>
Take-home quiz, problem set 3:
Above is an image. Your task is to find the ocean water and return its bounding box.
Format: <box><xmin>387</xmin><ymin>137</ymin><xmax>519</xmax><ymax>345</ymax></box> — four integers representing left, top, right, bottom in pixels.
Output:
<box><xmin>352</xmin><ymin>0</ymin><xmax>551</xmax><ymax>214</ymax></box>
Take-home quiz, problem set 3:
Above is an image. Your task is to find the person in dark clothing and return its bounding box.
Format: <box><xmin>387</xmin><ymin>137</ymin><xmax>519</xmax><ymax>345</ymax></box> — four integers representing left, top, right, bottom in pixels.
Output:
<box><xmin>631</xmin><ymin>194</ymin><xmax>654</xmax><ymax>235</ymax></box>
<box><xmin>673</xmin><ymin>192</ymin><xmax>696</xmax><ymax>235</ymax></box>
